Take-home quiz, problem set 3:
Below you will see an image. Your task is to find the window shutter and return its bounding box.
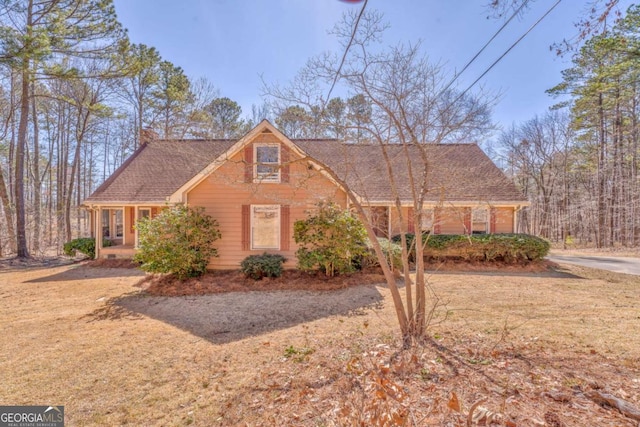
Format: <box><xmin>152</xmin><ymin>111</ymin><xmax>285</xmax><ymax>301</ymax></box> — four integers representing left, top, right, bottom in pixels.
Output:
<box><xmin>129</xmin><ymin>208</ymin><xmax>135</xmax><ymax>233</ymax></box>
<box><xmin>464</xmin><ymin>208</ymin><xmax>472</xmax><ymax>235</ymax></box>
<box><xmin>281</xmin><ymin>145</ymin><xmax>290</xmax><ymax>183</ymax></box>
<box><xmin>281</xmin><ymin>205</ymin><xmax>290</xmax><ymax>251</ymax></box>
<box><xmin>490</xmin><ymin>208</ymin><xmax>497</xmax><ymax>234</ymax></box>
<box><xmin>151</xmin><ymin>207</ymin><xmax>158</xmax><ymax>218</ymax></box>
<box><xmin>244</xmin><ymin>145</ymin><xmax>253</xmax><ymax>183</ymax></box>
<box><xmin>407</xmin><ymin>208</ymin><xmax>415</xmax><ymax>233</ymax></box>
<box><xmin>242</xmin><ymin>205</ymin><xmax>250</xmax><ymax>251</ymax></box>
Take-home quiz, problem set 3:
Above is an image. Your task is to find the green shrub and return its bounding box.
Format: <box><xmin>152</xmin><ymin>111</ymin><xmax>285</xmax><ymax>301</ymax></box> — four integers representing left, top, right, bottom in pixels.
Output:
<box><xmin>64</xmin><ymin>237</ymin><xmax>95</xmax><ymax>258</ymax></box>
<box><xmin>391</xmin><ymin>233</ymin><xmax>550</xmax><ymax>263</ymax></box>
<box><xmin>240</xmin><ymin>253</ymin><xmax>286</xmax><ymax>280</ymax></box>
<box><xmin>63</xmin><ymin>237</ymin><xmax>113</xmax><ymax>259</ymax></box>
<box><xmin>357</xmin><ymin>237</ymin><xmax>403</xmax><ymax>270</ymax></box>
<box><xmin>294</xmin><ymin>202</ymin><xmax>368</xmax><ymax>276</ymax></box>
<box><xmin>134</xmin><ymin>205</ymin><xmax>221</xmax><ymax>279</ymax></box>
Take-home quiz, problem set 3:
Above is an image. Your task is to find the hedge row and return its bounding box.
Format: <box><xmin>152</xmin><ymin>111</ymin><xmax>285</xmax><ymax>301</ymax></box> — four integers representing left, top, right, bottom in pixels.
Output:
<box><xmin>391</xmin><ymin>233</ymin><xmax>550</xmax><ymax>263</ymax></box>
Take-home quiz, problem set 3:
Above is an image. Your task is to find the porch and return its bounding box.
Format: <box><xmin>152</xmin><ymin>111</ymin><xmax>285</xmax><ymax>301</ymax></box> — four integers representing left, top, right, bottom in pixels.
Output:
<box><xmin>364</xmin><ymin>205</ymin><xmax>517</xmax><ymax>238</ymax></box>
<box><xmin>88</xmin><ymin>205</ymin><xmax>162</xmax><ymax>259</ymax></box>
<box><xmin>101</xmin><ymin>244</ymin><xmax>137</xmax><ymax>259</ymax></box>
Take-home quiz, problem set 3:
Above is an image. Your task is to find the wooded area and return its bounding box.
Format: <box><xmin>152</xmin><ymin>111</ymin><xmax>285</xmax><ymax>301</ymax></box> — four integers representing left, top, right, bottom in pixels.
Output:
<box><xmin>0</xmin><ymin>0</ymin><xmax>369</xmax><ymax>258</ymax></box>
<box><xmin>500</xmin><ymin>5</ymin><xmax>640</xmax><ymax>248</ymax></box>
<box><xmin>0</xmin><ymin>0</ymin><xmax>638</xmax><ymax>257</ymax></box>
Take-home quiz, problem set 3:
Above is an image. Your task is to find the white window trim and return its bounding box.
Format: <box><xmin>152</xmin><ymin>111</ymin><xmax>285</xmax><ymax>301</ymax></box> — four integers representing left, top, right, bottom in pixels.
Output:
<box><xmin>250</xmin><ymin>204</ymin><xmax>281</xmax><ymax>250</ymax></box>
<box><xmin>253</xmin><ymin>143</ymin><xmax>281</xmax><ymax>183</ymax></box>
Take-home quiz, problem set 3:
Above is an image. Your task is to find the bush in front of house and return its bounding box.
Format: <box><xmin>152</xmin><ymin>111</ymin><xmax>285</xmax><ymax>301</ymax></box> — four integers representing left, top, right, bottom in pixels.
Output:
<box><xmin>63</xmin><ymin>237</ymin><xmax>113</xmax><ymax>259</ymax></box>
<box><xmin>294</xmin><ymin>202</ymin><xmax>368</xmax><ymax>277</ymax></box>
<box><xmin>240</xmin><ymin>253</ymin><xmax>286</xmax><ymax>280</ymax></box>
<box><xmin>391</xmin><ymin>233</ymin><xmax>550</xmax><ymax>262</ymax></box>
<box><xmin>356</xmin><ymin>237</ymin><xmax>403</xmax><ymax>271</ymax></box>
<box><xmin>134</xmin><ymin>205</ymin><xmax>221</xmax><ymax>279</ymax></box>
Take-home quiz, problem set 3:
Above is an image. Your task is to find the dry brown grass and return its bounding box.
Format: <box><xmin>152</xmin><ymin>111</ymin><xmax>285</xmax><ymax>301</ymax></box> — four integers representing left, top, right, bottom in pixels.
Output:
<box><xmin>1</xmin><ymin>262</ymin><xmax>639</xmax><ymax>425</ymax></box>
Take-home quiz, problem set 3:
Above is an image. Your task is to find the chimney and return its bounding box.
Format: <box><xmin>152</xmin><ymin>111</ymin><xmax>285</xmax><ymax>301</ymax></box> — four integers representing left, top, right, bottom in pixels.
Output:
<box><xmin>140</xmin><ymin>128</ymin><xmax>159</xmax><ymax>145</ymax></box>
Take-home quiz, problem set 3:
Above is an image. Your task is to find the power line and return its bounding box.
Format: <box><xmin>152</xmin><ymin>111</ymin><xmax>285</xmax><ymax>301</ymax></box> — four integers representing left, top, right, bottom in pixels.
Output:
<box><xmin>437</xmin><ymin>0</ymin><xmax>531</xmax><ymax>99</ymax></box>
<box><xmin>454</xmin><ymin>0</ymin><xmax>562</xmax><ymax>103</ymax></box>
<box><xmin>325</xmin><ymin>0</ymin><xmax>368</xmax><ymax>105</ymax></box>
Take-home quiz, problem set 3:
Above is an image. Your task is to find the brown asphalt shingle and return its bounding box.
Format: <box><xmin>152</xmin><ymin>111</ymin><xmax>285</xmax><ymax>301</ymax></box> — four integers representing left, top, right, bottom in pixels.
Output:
<box><xmin>295</xmin><ymin>140</ymin><xmax>527</xmax><ymax>203</ymax></box>
<box><xmin>84</xmin><ymin>138</ymin><xmax>526</xmax><ymax>204</ymax></box>
<box><xmin>84</xmin><ymin>139</ymin><xmax>235</xmax><ymax>203</ymax></box>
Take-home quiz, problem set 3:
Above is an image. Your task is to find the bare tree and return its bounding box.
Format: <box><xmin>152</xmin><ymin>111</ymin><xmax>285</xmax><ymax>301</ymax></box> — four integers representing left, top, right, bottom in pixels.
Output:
<box><xmin>499</xmin><ymin>111</ymin><xmax>573</xmax><ymax>239</ymax></box>
<box><xmin>266</xmin><ymin>10</ymin><xmax>494</xmax><ymax>345</ymax></box>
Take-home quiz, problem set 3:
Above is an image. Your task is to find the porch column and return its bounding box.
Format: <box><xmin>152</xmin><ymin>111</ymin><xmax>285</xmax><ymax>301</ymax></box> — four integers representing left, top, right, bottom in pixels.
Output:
<box><xmin>134</xmin><ymin>205</ymin><xmax>139</xmax><ymax>248</ymax></box>
<box><xmin>123</xmin><ymin>206</ymin><xmax>128</xmax><ymax>246</ymax></box>
<box><xmin>95</xmin><ymin>208</ymin><xmax>103</xmax><ymax>259</ymax></box>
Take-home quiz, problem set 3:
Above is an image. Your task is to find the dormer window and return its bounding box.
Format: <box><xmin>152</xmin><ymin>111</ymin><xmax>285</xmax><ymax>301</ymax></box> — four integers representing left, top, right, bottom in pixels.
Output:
<box><xmin>254</xmin><ymin>144</ymin><xmax>280</xmax><ymax>182</ymax></box>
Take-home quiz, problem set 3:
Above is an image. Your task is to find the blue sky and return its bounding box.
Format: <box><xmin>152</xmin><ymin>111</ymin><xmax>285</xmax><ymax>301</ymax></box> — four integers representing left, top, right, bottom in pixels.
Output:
<box><xmin>111</xmin><ymin>0</ymin><xmax>634</xmax><ymax>136</ymax></box>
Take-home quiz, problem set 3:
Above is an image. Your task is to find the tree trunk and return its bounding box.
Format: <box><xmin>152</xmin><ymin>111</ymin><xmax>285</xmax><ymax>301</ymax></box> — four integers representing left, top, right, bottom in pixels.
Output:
<box><xmin>597</xmin><ymin>92</ymin><xmax>607</xmax><ymax>248</ymax></box>
<box><xmin>15</xmin><ymin>61</ymin><xmax>31</xmax><ymax>257</ymax></box>
<box><xmin>31</xmin><ymin>83</ymin><xmax>41</xmax><ymax>254</ymax></box>
<box><xmin>0</xmin><ymin>166</ymin><xmax>16</xmax><ymax>254</ymax></box>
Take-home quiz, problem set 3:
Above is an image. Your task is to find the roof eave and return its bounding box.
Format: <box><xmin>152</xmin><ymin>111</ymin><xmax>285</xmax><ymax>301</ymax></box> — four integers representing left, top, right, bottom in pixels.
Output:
<box><xmin>355</xmin><ymin>199</ymin><xmax>530</xmax><ymax>207</ymax></box>
<box><xmin>81</xmin><ymin>200</ymin><xmax>173</xmax><ymax>207</ymax></box>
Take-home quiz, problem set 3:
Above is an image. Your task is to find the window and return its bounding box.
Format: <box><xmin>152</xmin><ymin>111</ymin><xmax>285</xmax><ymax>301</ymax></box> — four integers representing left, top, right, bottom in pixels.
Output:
<box><xmin>369</xmin><ymin>207</ymin><xmax>389</xmax><ymax>238</ymax></box>
<box><xmin>135</xmin><ymin>208</ymin><xmax>151</xmax><ymax>247</ymax></box>
<box><xmin>472</xmin><ymin>208</ymin><xmax>488</xmax><ymax>234</ymax></box>
<box><xmin>254</xmin><ymin>144</ymin><xmax>280</xmax><ymax>182</ymax></box>
<box><xmin>421</xmin><ymin>209</ymin><xmax>434</xmax><ymax>233</ymax></box>
<box><xmin>251</xmin><ymin>205</ymin><xmax>280</xmax><ymax>249</ymax></box>
<box><xmin>114</xmin><ymin>210</ymin><xmax>124</xmax><ymax>238</ymax></box>
<box><xmin>102</xmin><ymin>210</ymin><xmax>110</xmax><ymax>237</ymax></box>
<box><xmin>138</xmin><ymin>208</ymin><xmax>151</xmax><ymax>221</ymax></box>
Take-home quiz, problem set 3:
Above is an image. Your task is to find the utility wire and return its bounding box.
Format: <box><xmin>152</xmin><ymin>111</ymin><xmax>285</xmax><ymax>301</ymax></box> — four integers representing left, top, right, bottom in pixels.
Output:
<box><xmin>454</xmin><ymin>0</ymin><xmax>562</xmax><ymax>103</ymax></box>
<box><xmin>437</xmin><ymin>0</ymin><xmax>531</xmax><ymax>99</ymax></box>
<box><xmin>325</xmin><ymin>0</ymin><xmax>368</xmax><ymax>106</ymax></box>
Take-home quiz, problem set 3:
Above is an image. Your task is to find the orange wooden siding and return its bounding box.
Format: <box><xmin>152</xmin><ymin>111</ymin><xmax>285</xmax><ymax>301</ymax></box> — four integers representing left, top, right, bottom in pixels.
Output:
<box><xmin>188</xmin><ymin>135</ymin><xmax>347</xmax><ymax>269</ymax></box>
<box><xmin>436</xmin><ymin>207</ymin><xmax>466</xmax><ymax>234</ymax></box>
<box><xmin>494</xmin><ymin>207</ymin><xmax>514</xmax><ymax>233</ymax></box>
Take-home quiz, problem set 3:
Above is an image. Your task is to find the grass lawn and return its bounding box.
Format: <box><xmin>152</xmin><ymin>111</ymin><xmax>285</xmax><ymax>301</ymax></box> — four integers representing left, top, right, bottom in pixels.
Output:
<box><xmin>1</xmin><ymin>261</ymin><xmax>639</xmax><ymax>425</ymax></box>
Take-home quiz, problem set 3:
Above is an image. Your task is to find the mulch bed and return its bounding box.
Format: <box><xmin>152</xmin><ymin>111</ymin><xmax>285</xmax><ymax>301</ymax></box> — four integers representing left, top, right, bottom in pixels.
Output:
<box><xmin>85</xmin><ymin>258</ymin><xmax>141</xmax><ymax>269</ymax></box>
<box><xmin>84</xmin><ymin>258</ymin><xmax>558</xmax><ymax>297</ymax></box>
<box><xmin>136</xmin><ymin>269</ymin><xmax>390</xmax><ymax>296</ymax></box>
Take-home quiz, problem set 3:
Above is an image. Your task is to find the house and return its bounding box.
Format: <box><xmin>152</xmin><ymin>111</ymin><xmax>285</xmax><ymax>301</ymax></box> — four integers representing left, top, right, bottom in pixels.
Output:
<box><xmin>82</xmin><ymin>120</ymin><xmax>528</xmax><ymax>268</ymax></box>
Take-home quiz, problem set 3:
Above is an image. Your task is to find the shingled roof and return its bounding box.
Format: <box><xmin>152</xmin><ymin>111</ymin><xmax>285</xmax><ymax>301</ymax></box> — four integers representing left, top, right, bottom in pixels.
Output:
<box><xmin>84</xmin><ymin>139</ymin><xmax>235</xmax><ymax>203</ymax></box>
<box><xmin>84</xmin><ymin>137</ymin><xmax>526</xmax><ymax>205</ymax></box>
<box><xmin>296</xmin><ymin>140</ymin><xmax>527</xmax><ymax>203</ymax></box>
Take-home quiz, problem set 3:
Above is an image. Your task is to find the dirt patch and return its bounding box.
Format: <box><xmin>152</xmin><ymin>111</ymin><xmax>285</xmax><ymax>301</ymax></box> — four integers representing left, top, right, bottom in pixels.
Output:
<box><xmin>116</xmin><ymin>284</ymin><xmax>384</xmax><ymax>344</ymax></box>
<box><xmin>86</xmin><ymin>258</ymin><xmax>141</xmax><ymax>269</ymax></box>
<box><xmin>137</xmin><ymin>269</ymin><xmax>389</xmax><ymax>296</ymax></box>
<box><xmin>0</xmin><ymin>255</ymin><xmax>77</xmax><ymax>271</ymax></box>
